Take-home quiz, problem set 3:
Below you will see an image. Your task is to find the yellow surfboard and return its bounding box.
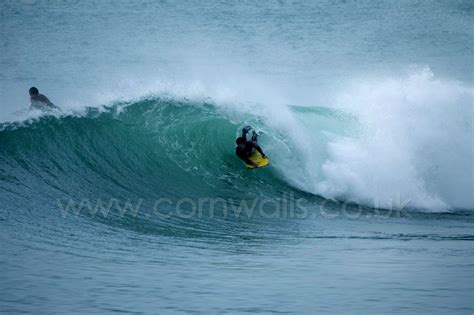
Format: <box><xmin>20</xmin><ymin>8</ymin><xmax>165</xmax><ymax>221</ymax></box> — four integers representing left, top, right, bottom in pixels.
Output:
<box><xmin>245</xmin><ymin>151</ymin><xmax>270</xmax><ymax>169</ymax></box>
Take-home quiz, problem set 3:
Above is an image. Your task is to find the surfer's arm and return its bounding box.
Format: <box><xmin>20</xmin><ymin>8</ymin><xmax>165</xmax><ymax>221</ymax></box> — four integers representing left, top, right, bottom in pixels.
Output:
<box><xmin>236</xmin><ymin>148</ymin><xmax>258</xmax><ymax>167</ymax></box>
<box><xmin>39</xmin><ymin>95</ymin><xmax>59</xmax><ymax>109</ymax></box>
<box><xmin>241</xmin><ymin>126</ymin><xmax>253</xmax><ymax>138</ymax></box>
<box><xmin>253</xmin><ymin>144</ymin><xmax>266</xmax><ymax>158</ymax></box>
<box><xmin>48</xmin><ymin>102</ymin><xmax>60</xmax><ymax>110</ymax></box>
<box><xmin>238</xmin><ymin>154</ymin><xmax>257</xmax><ymax>166</ymax></box>
<box><xmin>241</xmin><ymin>157</ymin><xmax>252</xmax><ymax>164</ymax></box>
<box><xmin>43</xmin><ymin>97</ymin><xmax>59</xmax><ymax>109</ymax></box>
<box><xmin>244</xmin><ymin>157</ymin><xmax>259</xmax><ymax>168</ymax></box>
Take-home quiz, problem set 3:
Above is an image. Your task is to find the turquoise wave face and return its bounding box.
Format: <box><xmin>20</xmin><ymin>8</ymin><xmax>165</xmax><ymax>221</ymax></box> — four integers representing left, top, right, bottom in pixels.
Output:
<box><xmin>0</xmin><ymin>99</ymin><xmax>304</xmax><ymax>219</ymax></box>
<box><xmin>0</xmin><ymin>100</ymin><xmax>260</xmax><ymax>198</ymax></box>
<box><xmin>0</xmin><ymin>97</ymin><xmax>358</xmax><ymax>199</ymax></box>
<box><xmin>1</xmin><ymin>93</ymin><xmax>473</xmax><ymax>217</ymax></box>
<box><xmin>0</xmin><ymin>99</ymin><xmax>333</xmax><ymax>240</ymax></box>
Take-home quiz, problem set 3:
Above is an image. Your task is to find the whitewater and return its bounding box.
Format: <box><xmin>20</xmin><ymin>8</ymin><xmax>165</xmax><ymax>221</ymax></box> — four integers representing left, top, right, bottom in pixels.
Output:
<box><xmin>1</xmin><ymin>0</ymin><xmax>473</xmax><ymax>313</ymax></box>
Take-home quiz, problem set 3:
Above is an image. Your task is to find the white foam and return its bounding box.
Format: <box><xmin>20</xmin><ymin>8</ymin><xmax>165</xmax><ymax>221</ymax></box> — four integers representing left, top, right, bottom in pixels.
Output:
<box><xmin>315</xmin><ymin>68</ymin><xmax>473</xmax><ymax>210</ymax></box>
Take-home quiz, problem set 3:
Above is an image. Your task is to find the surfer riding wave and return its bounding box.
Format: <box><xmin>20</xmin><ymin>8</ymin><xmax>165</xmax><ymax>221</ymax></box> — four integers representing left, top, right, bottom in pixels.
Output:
<box><xmin>235</xmin><ymin>126</ymin><xmax>267</xmax><ymax>168</ymax></box>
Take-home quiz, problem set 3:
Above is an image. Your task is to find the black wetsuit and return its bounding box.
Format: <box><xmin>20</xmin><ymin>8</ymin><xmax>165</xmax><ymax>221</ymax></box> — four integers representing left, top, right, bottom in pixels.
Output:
<box><xmin>29</xmin><ymin>94</ymin><xmax>58</xmax><ymax>111</ymax></box>
<box><xmin>236</xmin><ymin>141</ymin><xmax>265</xmax><ymax>164</ymax></box>
<box><xmin>235</xmin><ymin>126</ymin><xmax>266</xmax><ymax>164</ymax></box>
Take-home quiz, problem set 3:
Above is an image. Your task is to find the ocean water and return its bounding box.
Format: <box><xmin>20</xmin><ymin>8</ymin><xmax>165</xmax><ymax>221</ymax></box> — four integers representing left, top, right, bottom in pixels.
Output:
<box><xmin>1</xmin><ymin>0</ymin><xmax>473</xmax><ymax>313</ymax></box>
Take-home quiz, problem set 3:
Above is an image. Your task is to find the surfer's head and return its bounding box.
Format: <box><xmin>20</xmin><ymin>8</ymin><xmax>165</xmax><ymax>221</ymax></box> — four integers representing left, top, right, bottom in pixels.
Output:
<box><xmin>236</xmin><ymin>137</ymin><xmax>246</xmax><ymax>147</ymax></box>
<box><xmin>29</xmin><ymin>87</ymin><xmax>39</xmax><ymax>96</ymax></box>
